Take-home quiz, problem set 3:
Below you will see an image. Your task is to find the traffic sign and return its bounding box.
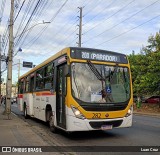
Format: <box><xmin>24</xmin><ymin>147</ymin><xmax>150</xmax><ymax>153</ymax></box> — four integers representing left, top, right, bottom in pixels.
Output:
<box><xmin>23</xmin><ymin>61</ymin><xmax>33</xmax><ymax>68</ymax></box>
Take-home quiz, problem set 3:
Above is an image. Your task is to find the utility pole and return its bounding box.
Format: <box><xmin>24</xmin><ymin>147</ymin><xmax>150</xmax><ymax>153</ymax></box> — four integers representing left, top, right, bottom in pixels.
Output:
<box><xmin>0</xmin><ymin>35</ymin><xmax>2</xmax><ymax>105</ymax></box>
<box><xmin>78</xmin><ymin>7</ymin><xmax>82</xmax><ymax>47</ymax></box>
<box><xmin>6</xmin><ymin>0</ymin><xmax>14</xmax><ymax>118</ymax></box>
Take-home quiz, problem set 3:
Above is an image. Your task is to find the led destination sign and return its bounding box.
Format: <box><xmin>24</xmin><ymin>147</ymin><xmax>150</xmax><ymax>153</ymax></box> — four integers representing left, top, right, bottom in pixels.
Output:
<box><xmin>71</xmin><ymin>49</ymin><xmax>128</xmax><ymax>63</ymax></box>
<box><xmin>82</xmin><ymin>52</ymin><xmax>118</xmax><ymax>62</ymax></box>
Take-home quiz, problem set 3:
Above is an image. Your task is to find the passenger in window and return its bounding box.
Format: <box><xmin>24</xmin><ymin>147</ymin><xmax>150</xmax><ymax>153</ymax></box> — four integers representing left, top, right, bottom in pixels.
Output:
<box><xmin>98</xmin><ymin>89</ymin><xmax>106</xmax><ymax>103</ymax></box>
<box><xmin>40</xmin><ymin>82</ymin><xmax>44</xmax><ymax>89</ymax></box>
<box><xmin>99</xmin><ymin>89</ymin><xmax>114</xmax><ymax>103</ymax></box>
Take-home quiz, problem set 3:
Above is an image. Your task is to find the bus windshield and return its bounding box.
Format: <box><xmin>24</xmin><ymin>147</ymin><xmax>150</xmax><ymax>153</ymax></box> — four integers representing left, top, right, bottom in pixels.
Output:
<box><xmin>71</xmin><ymin>62</ymin><xmax>130</xmax><ymax>103</ymax></box>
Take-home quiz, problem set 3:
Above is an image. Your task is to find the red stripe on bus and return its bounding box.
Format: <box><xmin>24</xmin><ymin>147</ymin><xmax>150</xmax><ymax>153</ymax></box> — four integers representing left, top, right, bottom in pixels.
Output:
<box><xmin>18</xmin><ymin>94</ymin><xmax>23</xmax><ymax>98</ymax></box>
<box><xmin>36</xmin><ymin>92</ymin><xmax>55</xmax><ymax>96</ymax></box>
<box><xmin>17</xmin><ymin>92</ymin><xmax>55</xmax><ymax>97</ymax></box>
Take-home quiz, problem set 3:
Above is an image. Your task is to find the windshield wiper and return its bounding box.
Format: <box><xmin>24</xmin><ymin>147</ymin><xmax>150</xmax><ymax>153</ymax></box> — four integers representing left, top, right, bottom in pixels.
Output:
<box><xmin>87</xmin><ymin>60</ymin><xmax>117</xmax><ymax>103</ymax></box>
<box><xmin>87</xmin><ymin>60</ymin><xmax>104</xmax><ymax>81</ymax></box>
<box><xmin>87</xmin><ymin>60</ymin><xmax>106</xmax><ymax>92</ymax></box>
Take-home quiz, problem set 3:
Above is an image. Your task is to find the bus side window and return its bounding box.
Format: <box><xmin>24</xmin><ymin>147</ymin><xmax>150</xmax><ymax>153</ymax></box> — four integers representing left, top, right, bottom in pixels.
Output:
<box><xmin>30</xmin><ymin>73</ymin><xmax>35</xmax><ymax>92</ymax></box>
<box><xmin>36</xmin><ymin>68</ymin><xmax>44</xmax><ymax>90</ymax></box>
<box><xmin>18</xmin><ymin>79</ymin><xmax>24</xmax><ymax>94</ymax></box>
<box><xmin>21</xmin><ymin>79</ymin><xmax>25</xmax><ymax>93</ymax></box>
<box><xmin>44</xmin><ymin>63</ymin><xmax>54</xmax><ymax>90</ymax></box>
<box><xmin>25</xmin><ymin>76</ymin><xmax>30</xmax><ymax>92</ymax></box>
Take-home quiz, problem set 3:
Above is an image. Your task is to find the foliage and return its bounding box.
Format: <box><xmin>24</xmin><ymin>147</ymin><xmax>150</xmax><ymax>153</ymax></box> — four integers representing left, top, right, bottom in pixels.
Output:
<box><xmin>128</xmin><ymin>31</ymin><xmax>160</xmax><ymax>96</ymax></box>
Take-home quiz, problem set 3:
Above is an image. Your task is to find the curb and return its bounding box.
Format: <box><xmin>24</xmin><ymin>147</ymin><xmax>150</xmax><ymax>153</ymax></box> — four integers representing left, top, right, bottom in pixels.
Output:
<box><xmin>11</xmin><ymin>111</ymin><xmax>18</xmax><ymax>117</ymax></box>
<box><xmin>134</xmin><ymin>112</ymin><xmax>160</xmax><ymax>118</ymax></box>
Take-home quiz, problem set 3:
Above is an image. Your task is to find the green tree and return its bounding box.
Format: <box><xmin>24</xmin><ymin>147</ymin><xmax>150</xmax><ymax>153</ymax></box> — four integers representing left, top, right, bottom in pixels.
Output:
<box><xmin>128</xmin><ymin>31</ymin><xmax>160</xmax><ymax>96</ymax></box>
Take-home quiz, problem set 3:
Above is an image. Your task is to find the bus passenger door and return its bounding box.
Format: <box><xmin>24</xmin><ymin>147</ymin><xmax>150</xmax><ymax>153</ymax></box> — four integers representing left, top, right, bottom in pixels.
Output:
<box><xmin>56</xmin><ymin>64</ymin><xmax>66</xmax><ymax>129</ymax></box>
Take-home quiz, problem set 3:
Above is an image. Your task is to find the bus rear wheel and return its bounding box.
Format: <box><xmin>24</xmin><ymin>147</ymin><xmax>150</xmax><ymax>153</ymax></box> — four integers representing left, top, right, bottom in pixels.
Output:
<box><xmin>24</xmin><ymin>106</ymin><xmax>29</xmax><ymax>119</ymax></box>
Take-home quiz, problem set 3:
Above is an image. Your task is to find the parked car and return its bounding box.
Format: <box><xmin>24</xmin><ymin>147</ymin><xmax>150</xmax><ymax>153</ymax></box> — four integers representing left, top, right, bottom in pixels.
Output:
<box><xmin>144</xmin><ymin>96</ymin><xmax>160</xmax><ymax>103</ymax></box>
<box><xmin>133</xmin><ymin>95</ymin><xmax>146</xmax><ymax>103</ymax></box>
<box><xmin>1</xmin><ymin>96</ymin><xmax>6</xmax><ymax>104</ymax></box>
<box><xmin>1</xmin><ymin>96</ymin><xmax>17</xmax><ymax>104</ymax></box>
<box><xmin>11</xmin><ymin>97</ymin><xmax>17</xmax><ymax>104</ymax></box>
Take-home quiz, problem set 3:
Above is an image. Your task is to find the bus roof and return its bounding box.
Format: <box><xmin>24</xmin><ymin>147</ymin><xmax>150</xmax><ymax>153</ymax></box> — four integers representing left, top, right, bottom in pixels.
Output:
<box><xmin>19</xmin><ymin>47</ymin><xmax>69</xmax><ymax>80</ymax></box>
<box><xmin>19</xmin><ymin>47</ymin><xmax>126</xmax><ymax>80</ymax></box>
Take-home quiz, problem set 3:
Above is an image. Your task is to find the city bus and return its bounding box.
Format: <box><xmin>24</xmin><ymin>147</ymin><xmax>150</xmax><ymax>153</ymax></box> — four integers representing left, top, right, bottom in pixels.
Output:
<box><xmin>17</xmin><ymin>47</ymin><xmax>133</xmax><ymax>133</ymax></box>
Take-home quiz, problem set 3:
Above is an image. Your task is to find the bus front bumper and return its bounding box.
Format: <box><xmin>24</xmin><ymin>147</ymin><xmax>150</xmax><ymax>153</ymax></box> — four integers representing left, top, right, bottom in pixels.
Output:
<box><xmin>66</xmin><ymin>114</ymin><xmax>132</xmax><ymax>132</ymax></box>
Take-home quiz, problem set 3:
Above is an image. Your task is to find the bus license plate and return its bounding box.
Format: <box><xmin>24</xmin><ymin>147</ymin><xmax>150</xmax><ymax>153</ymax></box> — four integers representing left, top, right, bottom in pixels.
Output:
<box><xmin>101</xmin><ymin>125</ymin><xmax>112</xmax><ymax>130</ymax></box>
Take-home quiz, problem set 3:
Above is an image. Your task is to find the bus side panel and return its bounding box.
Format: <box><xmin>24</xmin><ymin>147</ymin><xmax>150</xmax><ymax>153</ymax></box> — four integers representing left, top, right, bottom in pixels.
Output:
<box><xmin>33</xmin><ymin>92</ymin><xmax>56</xmax><ymax>122</ymax></box>
<box><xmin>38</xmin><ymin>95</ymin><xmax>46</xmax><ymax>121</ymax></box>
<box><xmin>39</xmin><ymin>95</ymin><xmax>56</xmax><ymax>122</ymax></box>
<box><xmin>33</xmin><ymin>93</ymin><xmax>39</xmax><ymax>119</ymax></box>
<box><xmin>17</xmin><ymin>94</ymin><xmax>23</xmax><ymax>112</ymax></box>
<box><xmin>27</xmin><ymin>93</ymin><xmax>34</xmax><ymax>116</ymax></box>
<box><xmin>23</xmin><ymin>93</ymin><xmax>34</xmax><ymax>116</ymax></box>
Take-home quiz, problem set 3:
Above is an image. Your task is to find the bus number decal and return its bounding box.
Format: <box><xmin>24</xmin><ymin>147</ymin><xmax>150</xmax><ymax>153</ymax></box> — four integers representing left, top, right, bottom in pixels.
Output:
<box><xmin>82</xmin><ymin>52</ymin><xmax>89</xmax><ymax>59</ymax></box>
<box><xmin>92</xmin><ymin>113</ymin><xmax>101</xmax><ymax>119</ymax></box>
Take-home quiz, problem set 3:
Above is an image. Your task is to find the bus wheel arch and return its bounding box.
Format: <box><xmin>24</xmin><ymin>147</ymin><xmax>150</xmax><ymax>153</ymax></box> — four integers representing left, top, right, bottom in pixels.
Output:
<box><xmin>46</xmin><ymin>104</ymin><xmax>57</xmax><ymax>133</ymax></box>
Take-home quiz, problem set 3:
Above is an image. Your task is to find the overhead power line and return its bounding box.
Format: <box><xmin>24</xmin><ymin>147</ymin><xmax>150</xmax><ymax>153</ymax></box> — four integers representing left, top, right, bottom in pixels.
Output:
<box><xmin>0</xmin><ymin>0</ymin><xmax>6</xmax><ymax>23</ymax></box>
<box><xmin>14</xmin><ymin>0</ymin><xmax>26</xmax><ymax>23</ymax></box>
<box><xmin>2</xmin><ymin>19</ymin><xmax>10</xmax><ymax>54</ymax></box>
<box><xmin>83</xmin><ymin>0</ymin><xmax>160</xmax><ymax>44</ymax></box>
<box><xmin>14</xmin><ymin>0</ymin><xmax>34</xmax><ymax>38</ymax></box>
<box><xmin>83</xmin><ymin>0</ymin><xmax>135</xmax><ymax>35</ymax></box>
<box><xmin>21</xmin><ymin>0</ymin><xmax>69</xmax><ymax>49</ymax></box>
<box><xmin>31</xmin><ymin>0</ymin><xmax>49</xmax><ymax>23</ymax></box>
<box><xmin>96</xmin><ymin>14</ymin><xmax>160</xmax><ymax>47</ymax></box>
<box><xmin>14</xmin><ymin>0</ymin><xmax>37</xmax><ymax>43</ymax></box>
<box><xmin>83</xmin><ymin>0</ymin><xmax>102</xmax><ymax>17</ymax></box>
<box><xmin>15</xmin><ymin>0</ymin><xmax>43</xmax><ymax>46</ymax></box>
<box><xmin>17</xmin><ymin>0</ymin><xmax>50</xmax><ymax>47</ymax></box>
<box><xmin>14</xmin><ymin>0</ymin><xmax>51</xmax><ymax>48</ymax></box>
<box><xmin>83</xmin><ymin>0</ymin><xmax>117</xmax><ymax>26</ymax></box>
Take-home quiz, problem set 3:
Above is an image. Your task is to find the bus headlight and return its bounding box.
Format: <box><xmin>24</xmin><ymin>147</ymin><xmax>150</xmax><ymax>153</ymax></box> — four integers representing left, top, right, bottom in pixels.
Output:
<box><xmin>71</xmin><ymin>105</ymin><xmax>85</xmax><ymax>120</ymax></box>
<box><xmin>125</xmin><ymin>106</ymin><xmax>133</xmax><ymax>117</ymax></box>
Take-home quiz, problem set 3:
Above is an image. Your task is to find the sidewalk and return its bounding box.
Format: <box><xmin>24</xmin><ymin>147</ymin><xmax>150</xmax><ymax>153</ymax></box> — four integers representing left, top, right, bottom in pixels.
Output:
<box><xmin>0</xmin><ymin>105</ymin><xmax>63</xmax><ymax>154</ymax></box>
<box><xmin>0</xmin><ymin>105</ymin><xmax>50</xmax><ymax>147</ymax></box>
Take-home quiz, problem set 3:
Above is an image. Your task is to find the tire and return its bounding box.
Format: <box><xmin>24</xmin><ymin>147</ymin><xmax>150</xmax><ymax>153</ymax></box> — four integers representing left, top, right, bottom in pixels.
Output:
<box><xmin>48</xmin><ymin>113</ymin><xmax>57</xmax><ymax>133</ymax></box>
<box><xmin>67</xmin><ymin>131</ymin><xmax>73</xmax><ymax>135</ymax></box>
<box><xmin>24</xmin><ymin>106</ymin><xmax>29</xmax><ymax>119</ymax></box>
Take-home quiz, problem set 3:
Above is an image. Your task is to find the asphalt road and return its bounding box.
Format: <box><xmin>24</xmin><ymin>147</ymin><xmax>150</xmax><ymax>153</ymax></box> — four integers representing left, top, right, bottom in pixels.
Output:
<box><xmin>11</xmin><ymin>103</ymin><xmax>160</xmax><ymax>154</ymax></box>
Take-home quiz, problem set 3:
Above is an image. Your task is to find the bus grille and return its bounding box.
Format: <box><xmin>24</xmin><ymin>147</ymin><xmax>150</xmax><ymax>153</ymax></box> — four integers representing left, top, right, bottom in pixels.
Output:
<box><xmin>81</xmin><ymin>104</ymin><xmax>127</xmax><ymax>111</ymax></box>
<box><xmin>89</xmin><ymin>120</ymin><xmax>123</xmax><ymax>129</ymax></box>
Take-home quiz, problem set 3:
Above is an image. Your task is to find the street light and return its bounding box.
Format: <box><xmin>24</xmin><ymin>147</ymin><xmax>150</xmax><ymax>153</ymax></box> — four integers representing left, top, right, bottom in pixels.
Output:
<box><xmin>13</xmin><ymin>21</ymin><xmax>50</xmax><ymax>57</ymax></box>
<box><xmin>5</xmin><ymin>17</ymin><xmax>50</xmax><ymax>118</ymax></box>
<box><xmin>15</xmin><ymin>21</ymin><xmax>51</xmax><ymax>38</ymax></box>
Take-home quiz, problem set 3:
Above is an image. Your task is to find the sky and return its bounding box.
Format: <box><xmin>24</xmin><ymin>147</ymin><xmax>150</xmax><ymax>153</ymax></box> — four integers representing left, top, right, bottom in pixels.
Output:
<box><xmin>0</xmin><ymin>0</ymin><xmax>160</xmax><ymax>84</ymax></box>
